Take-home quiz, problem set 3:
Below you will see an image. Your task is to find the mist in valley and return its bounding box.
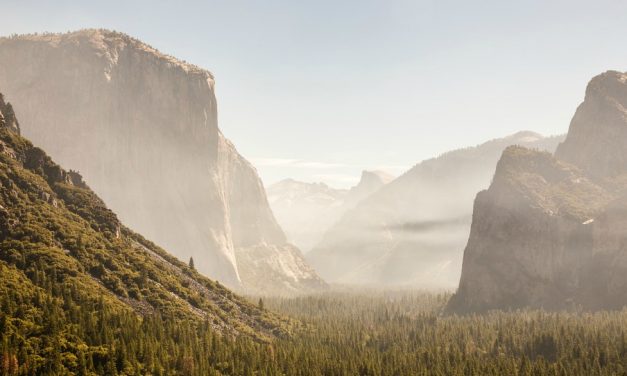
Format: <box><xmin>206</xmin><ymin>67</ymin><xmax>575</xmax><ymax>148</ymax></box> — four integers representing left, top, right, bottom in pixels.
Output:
<box><xmin>1</xmin><ymin>1</ymin><xmax>627</xmax><ymax>375</ymax></box>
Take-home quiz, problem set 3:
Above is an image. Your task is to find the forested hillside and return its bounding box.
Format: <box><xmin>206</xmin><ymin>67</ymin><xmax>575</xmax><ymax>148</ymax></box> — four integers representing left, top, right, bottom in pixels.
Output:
<box><xmin>0</xmin><ymin>93</ymin><xmax>294</xmax><ymax>374</ymax></box>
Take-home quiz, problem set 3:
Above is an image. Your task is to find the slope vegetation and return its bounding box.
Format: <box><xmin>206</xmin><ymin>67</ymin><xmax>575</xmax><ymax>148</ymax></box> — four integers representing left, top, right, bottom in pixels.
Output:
<box><xmin>0</xmin><ymin>93</ymin><xmax>294</xmax><ymax>374</ymax></box>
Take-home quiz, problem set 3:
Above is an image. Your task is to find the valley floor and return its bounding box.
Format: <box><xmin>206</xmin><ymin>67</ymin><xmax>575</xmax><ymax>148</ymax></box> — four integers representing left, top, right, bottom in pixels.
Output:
<box><xmin>263</xmin><ymin>289</ymin><xmax>627</xmax><ymax>375</ymax></box>
<box><xmin>3</xmin><ymin>284</ymin><xmax>627</xmax><ymax>375</ymax></box>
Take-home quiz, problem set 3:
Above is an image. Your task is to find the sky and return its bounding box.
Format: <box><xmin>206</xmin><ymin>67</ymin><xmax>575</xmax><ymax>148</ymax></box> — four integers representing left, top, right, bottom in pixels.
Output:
<box><xmin>3</xmin><ymin>0</ymin><xmax>627</xmax><ymax>188</ymax></box>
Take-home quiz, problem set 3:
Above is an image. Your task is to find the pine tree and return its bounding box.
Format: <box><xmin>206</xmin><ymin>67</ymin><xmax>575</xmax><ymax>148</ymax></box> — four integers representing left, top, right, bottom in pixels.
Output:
<box><xmin>189</xmin><ymin>257</ymin><xmax>195</xmax><ymax>271</ymax></box>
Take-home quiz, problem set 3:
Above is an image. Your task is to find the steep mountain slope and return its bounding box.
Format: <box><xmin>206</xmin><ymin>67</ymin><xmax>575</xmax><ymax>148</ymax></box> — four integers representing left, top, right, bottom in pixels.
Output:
<box><xmin>308</xmin><ymin>132</ymin><xmax>564</xmax><ymax>288</ymax></box>
<box><xmin>0</xmin><ymin>29</ymin><xmax>324</xmax><ymax>294</ymax></box>
<box><xmin>449</xmin><ymin>71</ymin><xmax>627</xmax><ymax>312</ymax></box>
<box><xmin>267</xmin><ymin>170</ymin><xmax>392</xmax><ymax>251</ymax></box>
<box><xmin>0</xmin><ymin>91</ymin><xmax>297</xmax><ymax>373</ymax></box>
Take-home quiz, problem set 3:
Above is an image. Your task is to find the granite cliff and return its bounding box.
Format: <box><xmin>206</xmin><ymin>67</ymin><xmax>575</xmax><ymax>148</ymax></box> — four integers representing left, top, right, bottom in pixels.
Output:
<box><xmin>450</xmin><ymin>71</ymin><xmax>627</xmax><ymax>312</ymax></box>
<box><xmin>0</xmin><ymin>30</ymin><xmax>324</xmax><ymax>294</ymax></box>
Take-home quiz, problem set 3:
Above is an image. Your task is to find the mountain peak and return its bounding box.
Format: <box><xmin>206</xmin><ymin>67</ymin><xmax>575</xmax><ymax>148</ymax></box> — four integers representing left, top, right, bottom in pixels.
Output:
<box><xmin>505</xmin><ymin>130</ymin><xmax>544</xmax><ymax>143</ymax></box>
<box><xmin>555</xmin><ymin>70</ymin><xmax>627</xmax><ymax>178</ymax></box>
<box><xmin>351</xmin><ymin>170</ymin><xmax>394</xmax><ymax>193</ymax></box>
<box><xmin>585</xmin><ymin>70</ymin><xmax>627</xmax><ymax>102</ymax></box>
<box><xmin>341</xmin><ymin>170</ymin><xmax>394</xmax><ymax>208</ymax></box>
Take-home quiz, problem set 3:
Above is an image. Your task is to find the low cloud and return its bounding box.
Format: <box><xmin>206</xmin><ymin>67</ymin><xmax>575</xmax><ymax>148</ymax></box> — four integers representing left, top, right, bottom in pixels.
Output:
<box><xmin>370</xmin><ymin>164</ymin><xmax>411</xmax><ymax>173</ymax></box>
<box><xmin>251</xmin><ymin>158</ymin><xmax>300</xmax><ymax>166</ymax></box>
<box><xmin>386</xmin><ymin>215</ymin><xmax>472</xmax><ymax>233</ymax></box>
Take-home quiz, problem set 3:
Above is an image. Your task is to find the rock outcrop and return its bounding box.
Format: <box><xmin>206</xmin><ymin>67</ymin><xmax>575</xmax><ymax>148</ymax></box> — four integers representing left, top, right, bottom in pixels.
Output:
<box><xmin>0</xmin><ymin>29</ymin><xmax>324</xmax><ymax>294</ymax></box>
<box><xmin>0</xmin><ymin>93</ymin><xmax>19</xmax><ymax>134</ymax></box>
<box><xmin>267</xmin><ymin>170</ymin><xmax>392</xmax><ymax>252</ymax></box>
<box><xmin>450</xmin><ymin>71</ymin><xmax>627</xmax><ymax>312</ymax></box>
<box><xmin>308</xmin><ymin>132</ymin><xmax>564</xmax><ymax>288</ymax></box>
<box><xmin>555</xmin><ymin>71</ymin><xmax>627</xmax><ymax>178</ymax></box>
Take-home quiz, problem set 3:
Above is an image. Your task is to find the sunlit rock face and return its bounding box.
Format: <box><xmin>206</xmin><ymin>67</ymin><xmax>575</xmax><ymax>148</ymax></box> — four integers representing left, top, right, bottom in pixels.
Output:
<box><xmin>0</xmin><ymin>29</ymin><xmax>325</xmax><ymax>294</ymax></box>
<box><xmin>308</xmin><ymin>132</ymin><xmax>563</xmax><ymax>288</ymax></box>
<box><xmin>555</xmin><ymin>71</ymin><xmax>627</xmax><ymax>178</ymax></box>
<box><xmin>450</xmin><ymin>71</ymin><xmax>627</xmax><ymax>312</ymax></box>
<box><xmin>267</xmin><ymin>170</ymin><xmax>393</xmax><ymax>252</ymax></box>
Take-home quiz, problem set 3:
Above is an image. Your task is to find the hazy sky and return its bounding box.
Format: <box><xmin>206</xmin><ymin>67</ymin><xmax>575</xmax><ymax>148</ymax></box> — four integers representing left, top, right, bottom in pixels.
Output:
<box><xmin>3</xmin><ymin>0</ymin><xmax>627</xmax><ymax>187</ymax></box>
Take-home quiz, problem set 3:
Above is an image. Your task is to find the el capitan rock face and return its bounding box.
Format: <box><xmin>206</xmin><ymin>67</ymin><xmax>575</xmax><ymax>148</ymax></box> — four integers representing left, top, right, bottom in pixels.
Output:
<box><xmin>450</xmin><ymin>71</ymin><xmax>627</xmax><ymax>312</ymax></box>
<box><xmin>307</xmin><ymin>132</ymin><xmax>563</xmax><ymax>288</ymax></box>
<box><xmin>0</xmin><ymin>29</ymin><xmax>324</xmax><ymax>294</ymax></box>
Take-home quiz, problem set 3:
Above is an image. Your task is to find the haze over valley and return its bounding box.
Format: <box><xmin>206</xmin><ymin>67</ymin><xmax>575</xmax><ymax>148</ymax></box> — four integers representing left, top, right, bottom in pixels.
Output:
<box><xmin>2</xmin><ymin>1</ymin><xmax>627</xmax><ymax>374</ymax></box>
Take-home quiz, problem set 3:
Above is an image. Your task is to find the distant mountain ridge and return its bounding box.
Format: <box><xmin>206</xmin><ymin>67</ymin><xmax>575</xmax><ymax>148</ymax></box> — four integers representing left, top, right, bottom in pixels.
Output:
<box><xmin>267</xmin><ymin>170</ymin><xmax>393</xmax><ymax>251</ymax></box>
<box><xmin>0</xmin><ymin>29</ymin><xmax>325</xmax><ymax>295</ymax></box>
<box><xmin>308</xmin><ymin>131</ymin><xmax>565</xmax><ymax>288</ymax></box>
<box><xmin>449</xmin><ymin>70</ymin><xmax>627</xmax><ymax>312</ymax></box>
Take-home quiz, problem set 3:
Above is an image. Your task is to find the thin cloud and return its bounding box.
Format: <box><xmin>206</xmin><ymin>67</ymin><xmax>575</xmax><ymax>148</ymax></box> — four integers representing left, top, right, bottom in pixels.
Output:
<box><xmin>251</xmin><ymin>158</ymin><xmax>300</xmax><ymax>166</ymax></box>
<box><xmin>371</xmin><ymin>164</ymin><xmax>411</xmax><ymax>173</ymax></box>
<box><xmin>297</xmin><ymin>161</ymin><xmax>347</xmax><ymax>168</ymax></box>
<box><xmin>252</xmin><ymin>158</ymin><xmax>347</xmax><ymax>169</ymax></box>
<box><xmin>311</xmin><ymin>173</ymin><xmax>360</xmax><ymax>184</ymax></box>
<box><xmin>251</xmin><ymin>158</ymin><xmax>405</xmax><ymax>172</ymax></box>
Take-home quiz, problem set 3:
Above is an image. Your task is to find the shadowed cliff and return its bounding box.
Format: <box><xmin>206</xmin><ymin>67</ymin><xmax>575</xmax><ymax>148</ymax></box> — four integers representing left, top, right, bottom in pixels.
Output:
<box><xmin>450</xmin><ymin>71</ymin><xmax>627</xmax><ymax>312</ymax></box>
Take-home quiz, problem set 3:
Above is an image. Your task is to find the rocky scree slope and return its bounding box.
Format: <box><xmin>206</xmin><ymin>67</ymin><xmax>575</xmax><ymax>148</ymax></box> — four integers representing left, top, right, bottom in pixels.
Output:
<box><xmin>0</xmin><ymin>29</ymin><xmax>325</xmax><ymax>295</ymax></box>
<box><xmin>0</xmin><ymin>91</ymin><xmax>292</xmax><ymax>341</ymax></box>
<box><xmin>449</xmin><ymin>71</ymin><xmax>627</xmax><ymax>312</ymax></box>
<box><xmin>308</xmin><ymin>132</ymin><xmax>563</xmax><ymax>288</ymax></box>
